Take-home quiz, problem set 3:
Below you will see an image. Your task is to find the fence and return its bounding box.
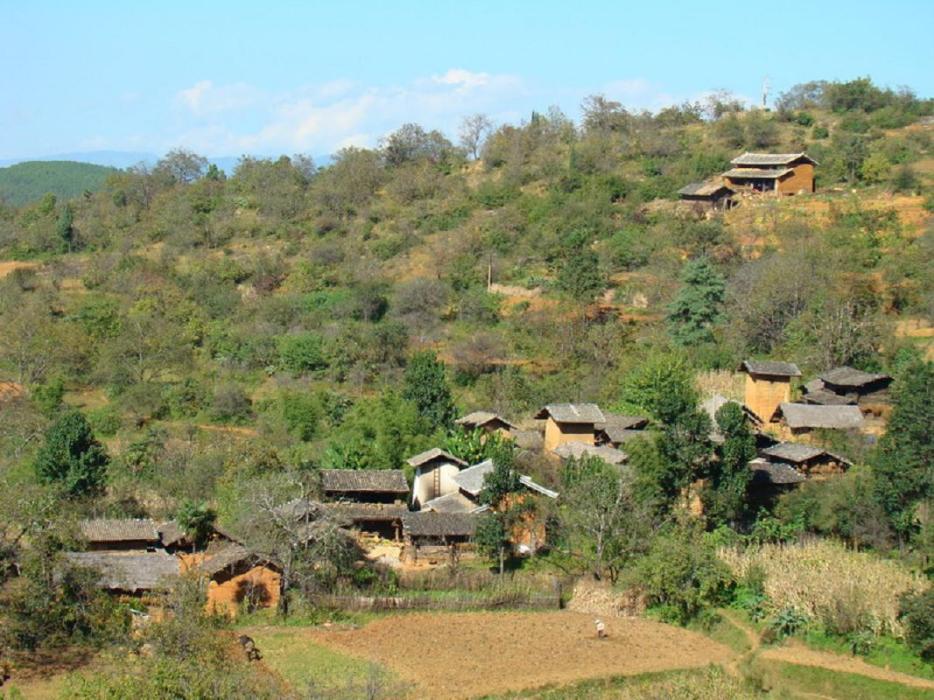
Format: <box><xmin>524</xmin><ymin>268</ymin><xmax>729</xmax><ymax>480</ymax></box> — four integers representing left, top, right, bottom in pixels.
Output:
<box><xmin>307</xmin><ymin>590</ymin><xmax>561</xmax><ymax>612</ymax></box>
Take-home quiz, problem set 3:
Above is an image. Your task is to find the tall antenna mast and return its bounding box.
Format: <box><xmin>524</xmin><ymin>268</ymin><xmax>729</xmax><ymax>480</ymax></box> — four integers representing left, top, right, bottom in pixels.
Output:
<box><xmin>761</xmin><ymin>76</ymin><xmax>771</xmax><ymax>109</ymax></box>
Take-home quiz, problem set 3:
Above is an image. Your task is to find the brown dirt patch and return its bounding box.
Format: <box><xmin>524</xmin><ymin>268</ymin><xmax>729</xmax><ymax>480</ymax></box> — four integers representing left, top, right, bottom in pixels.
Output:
<box><xmin>760</xmin><ymin>641</ymin><xmax>934</xmax><ymax>691</ymax></box>
<box><xmin>306</xmin><ymin>610</ymin><xmax>733</xmax><ymax>699</ymax></box>
<box><xmin>0</xmin><ymin>260</ymin><xmax>38</xmax><ymax>278</ymax></box>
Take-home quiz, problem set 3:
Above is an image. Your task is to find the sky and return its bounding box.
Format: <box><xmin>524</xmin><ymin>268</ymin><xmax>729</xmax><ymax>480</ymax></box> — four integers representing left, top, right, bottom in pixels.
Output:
<box><xmin>2</xmin><ymin>0</ymin><xmax>933</xmax><ymax>161</ymax></box>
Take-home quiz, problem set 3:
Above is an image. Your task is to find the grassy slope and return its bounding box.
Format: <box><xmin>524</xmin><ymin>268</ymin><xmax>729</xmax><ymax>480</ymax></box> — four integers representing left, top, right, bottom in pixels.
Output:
<box><xmin>0</xmin><ymin>161</ymin><xmax>116</xmax><ymax>206</ymax></box>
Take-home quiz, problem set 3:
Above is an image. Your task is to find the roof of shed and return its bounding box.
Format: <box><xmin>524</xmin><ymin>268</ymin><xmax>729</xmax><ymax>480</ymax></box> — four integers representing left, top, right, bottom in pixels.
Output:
<box><xmin>452</xmin><ymin>459</ymin><xmax>494</xmax><ymax>497</ymax></box>
<box><xmin>322</xmin><ymin>503</ymin><xmax>409</xmax><ymax>523</ymax></box>
<box><xmin>748</xmin><ymin>459</ymin><xmax>806</xmax><ymax>486</ymax></box>
<box><xmin>761</xmin><ymin>442</ymin><xmax>824</xmax><ymax>463</ymax></box>
<box><xmin>678</xmin><ymin>180</ymin><xmax>734</xmax><ymax>197</ymax></box>
<box><xmin>534</xmin><ymin>403</ymin><xmax>606</xmax><ymax>424</ymax></box>
<box><xmin>739</xmin><ymin>360</ymin><xmax>801</xmax><ymax>377</ymax></box>
<box><xmin>65</xmin><ymin>551</ymin><xmax>180</xmax><ymax>592</ymax></box>
<box><xmin>79</xmin><ymin>518</ymin><xmax>160</xmax><ymax>544</ymax></box>
<box><xmin>819</xmin><ymin>366</ymin><xmax>892</xmax><ymax>388</ymax></box>
<box><xmin>774</xmin><ymin>403</ymin><xmax>864</xmax><ymax>430</ymax></box>
<box><xmin>198</xmin><ymin>543</ymin><xmax>255</xmax><ymax>577</ymax></box>
<box><xmin>320</xmin><ymin>469</ymin><xmax>409</xmax><ymax>494</ymax></box>
<box><xmin>455</xmin><ymin>411</ymin><xmax>517</xmax><ymax>430</ymax></box>
<box><xmin>402</xmin><ymin>512</ymin><xmax>478</xmax><ymax>538</ymax></box>
<box><xmin>423</xmin><ymin>492</ymin><xmax>478</xmax><ymax>514</ymax></box>
<box><xmin>731</xmin><ymin>152</ymin><xmax>817</xmax><ymax>166</ymax></box>
<box><xmin>406</xmin><ymin>448</ymin><xmax>467</xmax><ymax>469</ymax></box>
<box><xmin>511</xmin><ymin>429</ymin><xmax>544</xmax><ymax>450</ymax></box>
<box><xmin>722</xmin><ymin>167</ymin><xmax>794</xmax><ymax>180</ymax></box>
<box><xmin>553</xmin><ymin>442</ymin><xmax>627</xmax><ymax>465</ymax></box>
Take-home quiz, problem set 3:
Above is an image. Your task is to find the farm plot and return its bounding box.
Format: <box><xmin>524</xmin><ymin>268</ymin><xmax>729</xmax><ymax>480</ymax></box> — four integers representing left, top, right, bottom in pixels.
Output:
<box><xmin>288</xmin><ymin>610</ymin><xmax>733</xmax><ymax>699</ymax></box>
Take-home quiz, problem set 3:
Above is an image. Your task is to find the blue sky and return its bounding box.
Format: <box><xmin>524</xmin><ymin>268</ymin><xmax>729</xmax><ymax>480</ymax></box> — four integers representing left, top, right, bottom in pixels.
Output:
<box><xmin>2</xmin><ymin>0</ymin><xmax>933</xmax><ymax>160</ymax></box>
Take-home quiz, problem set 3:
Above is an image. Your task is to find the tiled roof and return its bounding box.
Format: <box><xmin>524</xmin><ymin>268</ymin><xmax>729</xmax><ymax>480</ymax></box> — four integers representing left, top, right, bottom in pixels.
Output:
<box><xmin>553</xmin><ymin>442</ymin><xmax>627</xmax><ymax>465</ymax></box>
<box><xmin>534</xmin><ymin>403</ymin><xmax>606</xmax><ymax>424</ymax></box>
<box><xmin>730</xmin><ymin>152</ymin><xmax>817</xmax><ymax>166</ymax></box>
<box><xmin>65</xmin><ymin>551</ymin><xmax>179</xmax><ymax>592</ymax></box>
<box><xmin>819</xmin><ymin>366</ymin><xmax>892</xmax><ymax>389</ymax></box>
<box><xmin>678</xmin><ymin>180</ymin><xmax>734</xmax><ymax>197</ymax></box>
<box><xmin>322</xmin><ymin>503</ymin><xmax>408</xmax><ymax>523</ymax></box>
<box><xmin>455</xmin><ymin>411</ymin><xmax>517</xmax><ymax>431</ymax></box>
<box><xmin>748</xmin><ymin>459</ymin><xmax>806</xmax><ymax>486</ymax></box>
<box><xmin>451</xmin><ymin>459</ymin><xmax>494</xmax><ymax>497</ymax></box>
<box><xmin>198</xmin><ymin>543</ymin><xmax>254</xmax><ymax>577</ymax></box>
<box><xmin>406</xmin><ymin>448</ymin><xmax>467</xmax><ymax>468</ymax></box>
<box><xmin>423</xmin><ymin>492</ymin><xmax>478</xmax><ymax>514</ymax></box>
<box><xmin>775</xmin><ymin>403</ymin><xmax>864</xmax><ymax>430</ymax></box>
<box><xmin>402</xmin><ymin>512</ymin><xmax>478</xmax><ymax>538</ymax></box>
<box><xmin>739</xmin><ymin>360</ymin><xmax>801</xmax><ymax>377</ymax></box>
<box><xmin>511</xmin><ymin>430</ymin><xmax>544</xmax><ymax>450</ymax></box>
<box><xmin>320</xmin><ymin>469</ymin><xmax>409</xmax><ymax>494</ymax></box>
<box><xmin>79</xmin><ymin>518</ymin><xmax>160</xmax><ymax>544</ymax></box>
<box><xmin>761</xmin><ymin>442</ymin><xmax>824</xmax><ymax>463</ymax></box>
<box><xmin>723</xmin><ymin>167</ymin><xmax>794</xmax><ymax>180</ymax></box>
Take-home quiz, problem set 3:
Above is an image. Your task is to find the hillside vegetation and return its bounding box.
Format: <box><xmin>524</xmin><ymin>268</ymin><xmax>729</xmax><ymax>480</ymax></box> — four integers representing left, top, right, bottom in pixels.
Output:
<box><xmin>0</xmin><ymin>160</ymin><xmax>118</xmax><ymax>206</ymax></box>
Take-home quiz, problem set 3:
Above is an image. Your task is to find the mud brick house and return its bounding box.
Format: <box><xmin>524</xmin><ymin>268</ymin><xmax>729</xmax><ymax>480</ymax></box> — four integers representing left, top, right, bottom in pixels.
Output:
<box><xmin>760</xmin><ymin>442</ymin><xmax>852</xmax><ymax>479</ymax></box>
<box><xmin>319</xmin><ymin>468</ymin><xmax>409</xmax><ymax>505</ymax></box>
<box><xmin>401</xmin><ymin>512</ymin><xmax>478</xmax><ymax>564</ymax></box>
<box><xmin>194</xmin><ymin>543</ymin><xmax>281</xmax><ymax>616</ymax></box>
<box><xmin>677</xmin><ymin>180</ymin><xmax>735</xmax><ymax>210</ymax></box>
<box><xmin>771</xmin><ymin>402</ymin><xmax>864</xmax><ymax>436</ymax></box>
<box><xmin>594</xmin><ymin>413</ymin><xmax>649</xmax><ymax>448</ymax></box>
<box><xmin>739</xmin><ymin>360</ymin><xmax>801</xmax><ymax>425</ymax></box>
<box><xmin>454</xmin><ymin>411</ymin><xmax>517</xmax><ymax>436</ymax></box>
<box><xmin>535</xmin><ymin>403</ymin><xmax>606</xmax><ymax>452</ymax></box>
<box><xmin>721</xmin><ymin>152</ymin><xmax>817</xmax><ymax>194</ymax></box>
<box><xmin>407</xmin><ymin>448</ymin><xmax>468</xmax><ymax>509</ymax></box>
<box><xmin>803</xmin><ymin>366</ymin><xmax>893</xmax><ymax>414</ymax></box>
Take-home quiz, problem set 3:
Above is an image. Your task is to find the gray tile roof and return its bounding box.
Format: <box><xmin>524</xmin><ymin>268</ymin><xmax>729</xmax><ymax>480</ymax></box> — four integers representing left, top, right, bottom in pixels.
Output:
<box><xmin>761</xmin><ymin>442</ymin><xmax>825</xmax><ymax>463</ymax></box>
<box><xmin>511</xmin><ymin>429</ymin><xmax>544</xmax><ymax>450</ymax></box>
<box><xmin>518</xmin><ymin>475</ymin><xmax>559</xmax><ymax>499</ymax></box>
<box><xmin>819</xmin><ymin>366</ymin><xmax>892</xmax><ymax>389</ymax></box>
<box><xmin>534</xmin><ymin>403</ymin><xmax>606</xmax><ymax>424</ymax></box>
<box><xmin>553</xmin><ymin>442</ymin><xmax>627</xmax><ymax>465</ymax></box>
<box><xmin>723</xmin><ymin>167</ymin><xmax>794</xmax><ymax>180</ymax></box>
<box><xmin>80</xmin><ymin>518</ymin><xmax>160</xmax><ymax>544</ymax></box>
<box><xmin>730</xmin><ymin>152</ymin><xmax>817</xmax><ymax>166</ymax></box>
<box><xmin>803</xmin><ymin>388</ymin><xmax>858</xmax><ymax>406</ymax></box>
<box><xmin>402</xmin><ymin>512</ymin><xmax>478</xmax><ymax>538</ymax></box>
<box><xmin>748</xmin><ymin>459</ymin><xmax>806</xmax><ymax>486</ymax></box>
<box><xmin>455</xmin><ymin>411</ymin><xmax>517</xmax><ymax>431</ymax></box>
<box><xmin>322</xmin><ymin>503</ymin><xmax>408</xmax><ymax>523</ymax></box>
<box><xmin>406</xmin><ymin>448</ymin><xmax>467</xmax><ymax>469</ymax></box>
<box><xmin>740</xmin><ymin>360</ymin><xmax>802</xmax><ymax>377</ymax></box>
<box><xmin>65</xmin><ymin>551</ymin><xmax>179</xmax><ymax>592</ymax></box>
<box><xmin>678</xmin><ymin>180</ymin><xmax>734</xmax><ymax>197</ymax></box>
<box><xmin>320</xmin><ymin>469</ymin><xmax>409</xmax><ymax>494</ymax></box>
<box><xmin>775</xmin><ymin>403</ymin><xmax>864</xmax><ymax>430</ymax></box>
<box><xmin>423</xmin><ymin>492</ymin><xmax>478</xmax><ymax>514</ymax></box>
<box><xmin>198</xmin><ymin>543</ymin><xmax>255</xmax><ymax>577</ymax></box>
<box><xmin>451</xmin><ymin>459</ymin><xmax>494</xmax><ymax>497</ymax></box>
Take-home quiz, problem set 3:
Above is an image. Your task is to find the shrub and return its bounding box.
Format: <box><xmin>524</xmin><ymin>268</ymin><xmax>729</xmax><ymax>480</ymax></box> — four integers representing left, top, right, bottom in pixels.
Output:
<box><xmin>277</xmin><ymin>332</ymin><xmax>328</xmax><ymax>374</ymax></box>
<box><xmin>210</xmin><ymin>383</ymin><xmax>253</xmax><ymax>423</ymax></box>
<box><xmin>899</xmin><ymin>588</ymin><xmax>934</xmax><ymax>662</ymax></box>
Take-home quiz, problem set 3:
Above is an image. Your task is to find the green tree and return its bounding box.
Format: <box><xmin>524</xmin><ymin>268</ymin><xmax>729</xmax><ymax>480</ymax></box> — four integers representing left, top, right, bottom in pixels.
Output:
<box><xmin>873</xmin><ymin>360</ymin><xmax>933</xmax><ymax>542</ymax></box>
<box><xmin>33</xmin><ymin>411</ymin><xmax>109</xmax><ymax>497</ymax></box>
<box><xmin>667</xmin><ymin>257</ymin><xmax>725</xmax><ymax>346</ymax></box>
<box><xmin>619</xmin><ymin>352</ymin><xmax>697</xmax><ymax>425</ymax></box>
<box><xmin>703</xmin><ymin>403</ymin><xmax>756</xmax><ymax>528</ymax></box>
<box><xmin>277</xmin><ymin>332</ymin><xmax>328</xmax><ymax>374</ymax></box>
<box><xmin>556</xmin><ymin>236</ymin><xmax>605</xmax><ymax>302</ymax></box>
<box><xmin>478</xmin><ymin>447</ymin><xmax>520</xmax><ymax>508</ymax></box>
<box><xmin>56</xmin><ymin>203</ymin><xmax>76</xmax><ymax>252</ymax></box>
<box><xmin>402</xmin><ymin>351</ymin><xmax>456</xmax><ymax>431</ymax></box>
<box><xmin>474</xmin><ymin>512</ymin><xmax>511</xmax><ymax>574</ymax></box>
<box><xmin>176</xmin><ymin>500</ymin><xmax>217</xmax><ymax>552</ymax></box>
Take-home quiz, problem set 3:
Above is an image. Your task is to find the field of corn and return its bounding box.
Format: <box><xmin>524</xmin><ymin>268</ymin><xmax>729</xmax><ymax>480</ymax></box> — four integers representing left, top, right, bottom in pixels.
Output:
<box><xmin>719</xmin><ymin>539</ymin><xmax>929</xmax><ymax>637</ymax></box>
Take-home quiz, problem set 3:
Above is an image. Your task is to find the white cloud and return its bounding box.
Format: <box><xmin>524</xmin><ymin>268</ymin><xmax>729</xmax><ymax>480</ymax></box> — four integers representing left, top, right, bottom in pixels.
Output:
<box><xmin>176</xmin><ymin>80</ymin><xmax>261</xmax><ymax>117</ymax></box>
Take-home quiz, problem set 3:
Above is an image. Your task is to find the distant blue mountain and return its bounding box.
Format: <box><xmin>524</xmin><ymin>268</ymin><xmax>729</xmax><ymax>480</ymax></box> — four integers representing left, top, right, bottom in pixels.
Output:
<box><xmin>0</xmin><ymin>151</ymin><xmax>332</xmax><ymax>173</ymax></box>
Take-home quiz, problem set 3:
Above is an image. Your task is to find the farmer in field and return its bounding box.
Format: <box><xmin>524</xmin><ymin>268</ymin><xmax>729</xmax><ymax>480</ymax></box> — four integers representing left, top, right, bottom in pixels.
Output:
<box><xmin>595</xmin><ymin>619</ymin><xmax>606</xmax><ymax>639</ymax></box>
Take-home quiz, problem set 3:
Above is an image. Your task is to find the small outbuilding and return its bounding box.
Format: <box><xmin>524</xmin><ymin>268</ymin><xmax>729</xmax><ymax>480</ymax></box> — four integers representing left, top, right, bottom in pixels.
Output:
<box><xmin>322</xmin><ymin>503</ymin><xmax>407</xmax><ymax>540</ymax></box>
<box><xmin>196</xmin><ymin>543</ymin><xmax>281</xmax><ymax>616</ymax></box>
<box><xmin>553</xmin><ymin>441</ymin><xmax>628</xmax><ymax>466</ymax></box>
<box><xmin>805</xmin><ymin>367</ymin><xmax>893</xmax><ymax>413</ymax></box>
<box><xmin>455</xmin><ymin>411</ymin><xmax>517</xmax><ymax>436</ymax></box>
<box><xmin>407</xmin><ymin>448</ymin><xmax>468</xmax><ymax>509</ymax></box>
<box><xmin>64</xmin><ymin>551</ymin><xmax>180</xmax><ymax>595</ymax></box>
<box><xmin>738</xmin><ymin>360</ymin><xmax>801</xmax><ymax>426</ymax></box>
<box><xmin>678</xmin><ymin>180</ymin><xmax>735</xmax><ymax>210</ymax></box>
<box><xmin>595</xmin><ymin>413</ymin><xmax>649</xmax><ymax>448</ymax></box>
<box><xmin>79</xmin><ymin>518</ymin><xmax>162</xmax><ymax>552</ymax></box>
<box><xmin>770</xmin><ymin>403</ymin><xmax>864</xmax><ymax>435</ymax></box>
<box><xmin>760</xmin><ymin>442</ymin><xmax>852</xmax><ymax>479</ymax></box>
<box><xmin>401</xmin><ymin>512</ymin><xmax>478</xmax><ymax>564</ymax></box>
<box><xmin>535</xmin><ymin>403</ymin><xmax>605</xmax><ymax>452</ymax></box>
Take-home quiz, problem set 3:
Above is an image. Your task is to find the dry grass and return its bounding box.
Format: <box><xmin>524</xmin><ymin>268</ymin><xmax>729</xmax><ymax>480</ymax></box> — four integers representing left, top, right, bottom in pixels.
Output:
<box><xmin>720</xmin><ymin>540</ymin><xmax>929</xmax><ymax>637</ymax></box>
<box><xmin>695</xmin><ymin>370</ymin><xmax>744</xmax><ymax>402</ymax></box>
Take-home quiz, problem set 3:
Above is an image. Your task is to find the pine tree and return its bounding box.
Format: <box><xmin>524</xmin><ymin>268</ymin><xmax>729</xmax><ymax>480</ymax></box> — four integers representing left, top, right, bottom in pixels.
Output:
<box><xmin>667</xmin><ymin>257</ymin><xmax>725</xmax><ymax>346</ymax></box>
<box><xmin>704</xmin><ymin>402</ymin><xmax>756</xmax><ymax>528</ymax></box>
<box><xmin>34</xmin><ymin>411</ymin><xmax>109</xmax><ymax>497</ymax></box>
<box><xmin>402</xmin><ymin>351</ymin><xmax>456</xmax><ymax>431</ymax></box>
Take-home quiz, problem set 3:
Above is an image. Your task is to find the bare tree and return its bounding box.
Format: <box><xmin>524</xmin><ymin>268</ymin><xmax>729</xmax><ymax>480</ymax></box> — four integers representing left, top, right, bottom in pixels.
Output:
<box><xmin>459</xmin><ymin>114</ymin><xmax>493</xmax><ymax>160</ymax></box>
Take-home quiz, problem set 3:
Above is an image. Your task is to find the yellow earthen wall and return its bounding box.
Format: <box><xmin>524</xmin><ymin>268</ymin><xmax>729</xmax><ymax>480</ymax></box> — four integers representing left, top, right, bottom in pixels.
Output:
<box><xmin>777</xmin><ymin>163</ymin><xmax>815</xmax><ymax>194</ymax></box>
<box><xmin>206</xmin><ymin>565</ymin><xmax>281</xmax><ymax>616</ymax></box>
<box><xmin>745</xmin><ymin>374</ymin><xmax>792</xmax><ymax>424</ymax></box>
<box><xmin>543</xmin><ymin>418</ymin><xmax>594</xmax><ymax>452</ymax></box>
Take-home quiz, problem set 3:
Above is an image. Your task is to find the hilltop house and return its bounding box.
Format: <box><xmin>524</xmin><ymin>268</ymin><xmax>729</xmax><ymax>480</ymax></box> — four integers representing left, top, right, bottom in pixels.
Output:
<box><xmin>677</xmin><ymin>180</ymin><xmax>735</xmax><ymax>210</ymax></box>
<box><xmin>454</xmin><ymin>411</ymin><xmax>517</xmax><ymax>436</ymax></box>
<box><xmin>408</xmin><ymin>448</ymin><xmax>468</xmax><ymax>509</ymax></box>
<box><xmin>721</xmin><ymin>152</ymin><xmax>817</xmax><ymax>194</ymax></box>
<box><xmin>770</xmin><ymin>402</ymin><xmax>864</xmax><ymax>436</ymax></box>
<box><xmin>739</xmin><ymin>360</ymin><xmax>801</xmax><ymax>425</ymax></box>
<box><xmin>535</xmin><ymin>403</ymin><xmax>605</xmax><ymax>452</ymax></box>
<box><xmin>803</xmin><ymin>367</ymin><xmax>893</xmax><ymax>412</ymax></box>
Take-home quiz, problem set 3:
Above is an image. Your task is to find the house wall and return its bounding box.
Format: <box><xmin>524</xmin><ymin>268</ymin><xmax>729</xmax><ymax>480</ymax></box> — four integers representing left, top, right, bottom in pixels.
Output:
<box><xmin>745</xmin><ymin>374</ymin><xmax>792</xmax><ymax>424</ymax></box>
<box><xmin>411</xmin><ymin>461</ymin><xmax>462</xmax><ymax>508</ymax></box>
<box><xmin>543</xmin><ymin>418</ymin><xmax>594</xmax><ymax>452</ymax></box>
<box><xmin>206</xmin><ymin>565</ymin><xmax>281</xmax><ymax>616</ymax></box>
<box><xmin>777</xmin><ymin>163</ymin><xmax>815</xmax><ymax>194</ymax></box>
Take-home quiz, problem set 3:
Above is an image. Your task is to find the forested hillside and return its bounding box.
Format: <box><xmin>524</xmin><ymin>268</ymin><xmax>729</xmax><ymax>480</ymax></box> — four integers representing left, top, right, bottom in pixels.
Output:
<box><xmin>0</xmin><ymin>160</ymin><xmax>117</xmax><ymax>206</ymax></box>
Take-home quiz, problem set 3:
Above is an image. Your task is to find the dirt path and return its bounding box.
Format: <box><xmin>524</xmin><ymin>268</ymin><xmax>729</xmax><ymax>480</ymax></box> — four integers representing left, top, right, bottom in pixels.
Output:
<box><xmin>760</xmin><ymin>642</ymin><xmax>934</xmax><ymax>691</ymax></box>
<box><xmin>304</xmin><ymin>610</ymin><xmax>733</xmax><ymax>699</ymax></box>
<box><xmin>0</xmin><ymin>260</ymin><xmax>38</xmax><ymax>278</ymax></box>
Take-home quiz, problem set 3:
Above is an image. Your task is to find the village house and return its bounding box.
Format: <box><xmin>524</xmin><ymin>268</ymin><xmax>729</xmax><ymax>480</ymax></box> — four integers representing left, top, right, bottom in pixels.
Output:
<box><xmin>739</xmin><ymin>360</ymin><xmax>801</xmax><ymax>425</ymax></box>
<box><xmin>747</xmin><ymin>457</ymin><xmax>806</xmax><ymax>508</ymax></box>
<box><xmin>803</xmin><ymin>366</ymin><xmax>893</xmax><ymax>413</ymax></box>
<box><xmin>319</xmin><ymin>469</ymin><xmax>409</xmax><ymax>504</ymax></box>
<box><xmin>553</xmin><ymin>441</ymin><xmax>628</xmax><ymax>466</ymax></box>
<box><xmin>760</xmin><ymin>442</ymin><xmax>852</xmax><ymax>479</ymax></box>
<box><xmin>677</xmin><ymin>180</ymin><xmax>735</xmax><ymax>210</ymax></box>
<box><xmin>535</xmin><ymin>403</ymin><xmax>606</xmax><ymax>452</ymax></box>
<box><xmin>594</xmin><ymin>413</ymin><xmax>649</xmax><ymax>448</ymax></box>
<box><xmin>721</xmin><ymin>152</ymin><xmax>817</xmax><ymax>195</ymax></box>
<box><xmin>64</xmin><ymin>550</ymin><xmax>180</xmax><ymax>596</ymax></box>
<box><xmin>770</xmin><ymin>402</ymin><xmax>865</xmax><ymax>436</ymax></box>
<box><xmin>401</xmin><ymin>511</ymin><xmax>478</xmax><ymax>565</ymax></box>
<box><xmin>454</xmin><ymin>410</ymin><xmax>517</xmax><ymax>436</ymax></box>
<box><xmin>194</xmin><ymin>543</ymin><xmax>281</xmax><ymax>616</ymax></box>
<box><xmin>407</xmin><ymin>448</ymin><xmax>468</xmax><ymax>509</ymax></box>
